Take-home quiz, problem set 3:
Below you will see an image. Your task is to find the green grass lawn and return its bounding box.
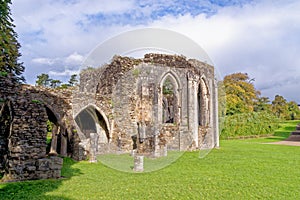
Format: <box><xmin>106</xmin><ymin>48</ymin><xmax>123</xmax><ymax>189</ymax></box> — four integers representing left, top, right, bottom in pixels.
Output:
<box><xmin>1</xmin><ymin>121</ymin><xmax>300</xmax><ymax>199</ymax></box>
<box><xmin>273</xmin><ymin>120</ymin><xmax>300</xmax><ymax>138</ymax></box>
<box><xmin>98</xmin><ymin>151</ymin><xmax>183</xmax><ymax>173</ymax></box>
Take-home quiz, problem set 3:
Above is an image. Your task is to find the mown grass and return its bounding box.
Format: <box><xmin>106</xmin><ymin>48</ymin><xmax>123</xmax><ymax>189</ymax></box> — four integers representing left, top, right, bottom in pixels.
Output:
<box><xmin>98</xmin><ymin>151</ymin><xmax>183</xmax><ymax>172</ymax></box>
<box><xmin>273</xmin><ymin>120</ymin><xmax>300</xmax><ymax>139</ymax></box>
<box><xmin>1</xmin><ymin>121</ymin><xmax>300</xmax><ymax>199</ymax></box>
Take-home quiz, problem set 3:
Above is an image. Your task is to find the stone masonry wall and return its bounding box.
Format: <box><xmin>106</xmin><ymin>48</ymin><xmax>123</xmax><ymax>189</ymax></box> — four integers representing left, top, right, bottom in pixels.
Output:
<box><xmin>0</xmin><ymin>75</ymin><xmax>64</xmax><ymax>182</ymax></box>
<box><xmin>74</xmin><ymin>54</ymin><xmax>218</xmax><ymax>157</ymax></box>
<box><xmin>0</xmin><ymin>75</ymin><xmax>16</xmax><ymax>173</ymax></box>
<box><xmin>23</xmin><ymin>85</ymin><xmax>79</xmax><ymax>160</ymax></box>
<box><xmin>1</xmin><ymin>53</ymin><xmax>218</xmax><ymax>181</ymax></box>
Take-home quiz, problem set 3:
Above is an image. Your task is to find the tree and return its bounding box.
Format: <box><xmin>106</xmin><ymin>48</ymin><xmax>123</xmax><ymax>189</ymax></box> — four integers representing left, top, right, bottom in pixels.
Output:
<box><xmin>271</xmin><ymin>95</ymin><xmax>289</xmax><ymax>119</ymax></box>
<box><xmin>223</xmin><ymin>73</ymin><xmax>260</xmax><ymax>115</ymax></box>
<box><xmin>254</xmin><ymin>97</ymin><xmax>271</xmax><ymax>112</ymax></box>
<box><xmin>0</xmin><ymin>0</ymin><xmax>25</xmax><ymax>82</ymax></box>
<box><xmin>36</xmin><ymin>73</ymin><xmax>51</xmax><ymax>87</ymax></box>
<box><xmin>287</xmin><ymin>101</ymin><xmax>300</xmax><ymax>120</ymax></box>
<box><xmin>50</xmin><ymin>79</ymin><xmax>61</xmax><ymax>88</ymax></box>
<box><xmin>58</xmin><ymin>83</ymin><xmax>70</xmax><ymax>89</ymax></box>
<box><xmin>68</xmin><ymin>74</ymin><xmax>78</xmax><ymax>86</ymax></box>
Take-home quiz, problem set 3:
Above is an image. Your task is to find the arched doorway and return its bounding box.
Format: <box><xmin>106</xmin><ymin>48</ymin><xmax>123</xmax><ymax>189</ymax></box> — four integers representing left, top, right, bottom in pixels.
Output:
<box><xmin>45</xmin><ymin>106</ymin><xmax>60</xmax><ymax>155</ymax></box>
<box><xmin>45</xmin><ymin>106</ymin><xmax>71</xmax><ymax>157</ymax></box>
<box><xmin>0</xmin><ymin>101</ymin><xmax>11</xmax><ymax>177</ymax></box>
<box><xmin>75</xmin><ymin>105</ymin><xmax>110</xmax><ymax>151</ymax></box>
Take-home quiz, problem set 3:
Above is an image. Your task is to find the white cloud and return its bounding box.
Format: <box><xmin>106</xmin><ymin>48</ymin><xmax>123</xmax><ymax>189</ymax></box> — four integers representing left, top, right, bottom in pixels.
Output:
<box><xmin>32</xmin><ymin>57</ymin><xmax>56</xmax><ymax>65</ymax></box>
<box><xmin>31</xmin><ymin>52</ymin><xmax>84</xmax><ymax>67</ymax></box>
<box><xmin>11</xmin><ymin>0</ymin><xmax>300</xmax><ymax>102</ymax></box>
<box><xmin>49</xmin><ymin>69</ymin><xmax>79</xmax><ymax>77</ymax></box>
<box><xmin>65</xmin><ymin>52</ymin><xmax>85</xmax><ymax>65</ymax></box>
<box><xmin>147</xmin><ymin>1</ymin><xmax>300</xmax><ymax>101</ymax></box>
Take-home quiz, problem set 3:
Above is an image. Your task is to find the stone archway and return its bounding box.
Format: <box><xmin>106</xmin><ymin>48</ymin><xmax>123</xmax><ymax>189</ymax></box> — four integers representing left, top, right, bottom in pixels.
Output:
<box><xmin>162</xmin><ymin>77</ymin><xmax>176</xmax><ymax>123</ymax></box>
<box><xmin>44</xmin><ymin>105</ymin><xmax>69</xmax><ymax>157</ymax></box>
<box><xmin>0</xmin><ymin>101</ymin><xmax>11</xmax><ymax>177</ymax></box>
<box><xmin>22</xmin><ymin>85</ymin><xmax>74</xmax><ymax>158</ymax></box>
<box><xmin>198</xmin><ymin>77</ymin><xmax>210</xmax><ymax>127</ymax></box>
<box><xmin>74</xmin><ymin>105</ymin><xmax>110</xmax><ymax>156</ymax></box>
<box><xmin>75</xmin><ymin>106</ymin><xmax>110</xmax><ymax>141</ymax></box>
<box><xmin>197</xmin><ymin>77</ymin><xmax>213</xmax><ymax>148</ymax></box>
<box><xmin>159</xmin><ymin>72</ymin><xmax>181</xmax><ymax>125</ymax></box>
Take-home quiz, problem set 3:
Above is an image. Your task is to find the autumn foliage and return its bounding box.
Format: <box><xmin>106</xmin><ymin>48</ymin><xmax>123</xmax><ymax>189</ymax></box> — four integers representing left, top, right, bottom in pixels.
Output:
<box><xmin>220</xmin><ymin>72</ymin><xmax>299</xmax><ymax>139</ymax></box>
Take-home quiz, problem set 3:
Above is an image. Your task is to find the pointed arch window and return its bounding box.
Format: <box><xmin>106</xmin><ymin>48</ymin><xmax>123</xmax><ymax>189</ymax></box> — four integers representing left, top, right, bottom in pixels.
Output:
<box><xmin>161</xmin><ymin>75</ymin><xmax>179</xmax><ymax>124</ymax></box>
<box><xmin>198</xmin><ymin>78</ymin><xmax>210</xmax><ymax>126</ymax></box>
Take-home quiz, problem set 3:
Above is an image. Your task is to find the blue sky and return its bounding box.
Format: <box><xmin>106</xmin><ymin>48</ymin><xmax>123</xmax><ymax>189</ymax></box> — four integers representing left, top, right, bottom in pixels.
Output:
<box><xmin>11</xmin><ymin>0</ymin><xmax>300</xmax><ymax>102</ymax></box>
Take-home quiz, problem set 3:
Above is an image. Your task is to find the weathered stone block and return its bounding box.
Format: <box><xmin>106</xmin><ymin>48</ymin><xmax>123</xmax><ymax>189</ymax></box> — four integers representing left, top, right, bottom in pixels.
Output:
<box><xmin>35</xmin><ymin>171</ymin><xmax>49</xmax><ymax>179</ymax></box>
<box><xmin>26</xmin><ymin>166</ymin><xmax>36</xmax><ymax>171</ymax></box>
<box><xmin>10</xmin><ymin>146</ymin><xmax>22</xmax><ymax>153</ymax></box>
<box><xmin>133</xmin><ymin>155</ymin><xmax>144</xmax><ymax>172</ymax></box>
<box><xmin>36</xmin><ymin>158</ymin><xmax>51</xmax><ymax>171</ymax></box>
<box><xmin>51</xmin><ymin>170</ymin><xmax>61</xmax><ymax>178</ymax></box>
<box><xmin>49</xmin><ymin>157</ymin><xmax>63</xmax><ymax>170</ymax></box>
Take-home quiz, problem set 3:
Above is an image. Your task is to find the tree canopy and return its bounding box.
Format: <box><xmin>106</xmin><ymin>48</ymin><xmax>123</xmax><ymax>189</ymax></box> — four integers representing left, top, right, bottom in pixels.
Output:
<box><xmin>36</xmin><ymin>73</ymin><xmax>51</xmax><ymax>87</ymax></box>
<box><xmin>223</xmin><ymin>73</ymin><xmax>260</xmax><ymax>115</ymax></box>
<box><xmin>221</xmin><ymin>72</ymin><xmax>299</xmax><ymax>139</ymax></box>
<box><xmin>0</xmin><ymin>0</ymin><xmax>24</xmax><ymax>82</ymax></box>
<box><xmin>68</xmin><ymin>74</ymin><xmax>78</xmax><ymax>86</ymax></box>
<box><xmin>35</xmin><ymin>73</ymin><xmax>78</xmax><ymax>89</ymax></box>
<box><xmin>223</xmin><ymin>72</ymin><xmax>300</xmax><ymax>120</ymax></box>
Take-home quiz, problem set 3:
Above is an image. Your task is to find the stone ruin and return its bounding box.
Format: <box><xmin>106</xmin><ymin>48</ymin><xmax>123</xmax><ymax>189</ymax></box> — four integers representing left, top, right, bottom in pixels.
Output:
<box><xmin>0</xmin><ymin>53</ymin><xmax>219</xmax><ymax>181</ymax></box>
<box><xmin>0</xmin><ymin>77</ymin><xmax>69</xmax><ymax>181</ymax></box>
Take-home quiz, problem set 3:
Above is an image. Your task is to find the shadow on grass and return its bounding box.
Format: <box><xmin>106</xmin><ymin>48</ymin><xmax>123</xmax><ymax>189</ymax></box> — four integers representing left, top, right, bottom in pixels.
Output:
<box><xmin>0</xmin><ymin>157</ymin><xmax>82</xmax><ymax>200</ymax></box>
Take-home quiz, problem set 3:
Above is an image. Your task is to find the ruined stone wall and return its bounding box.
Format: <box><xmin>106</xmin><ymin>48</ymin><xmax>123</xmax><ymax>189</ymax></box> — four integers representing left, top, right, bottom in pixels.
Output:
<box><xmin>5</xmin><ymin>89</ymin><xmax>62</xmax><ymax>181</ymax></box>
<box><xmin>0</xmin><ymin>53</ymin><xmax>219</xmax><ymax>181</ymax></box>
<box><xmin>0</xmin><ymin>75</ymin><xmax>16</xmax><ymax>173</ymax></box>
<box><xmin>75</xmin><ymin>56</ymin><xmax>143</xmax><ymax>153</ymax></box>
<box><xmin>0</xmin><ymin>76</ymin><xmax>64</xmax><ymax>182</ymax></box>
<box><xmin>25</xmin><ymin>85</ymin><xmax>73</xmax><ymax>125</ymax></box>
<box><xmin>0</xmin><ymin>103</ymin><xmax>10</xmax><ymax>171</ymax></box>
<box><xmin>98</xmin><ymin>54</ymin><xmax>216</xmax><ymax>155</ymax></box>
<box><xmin>70</xmin><ymin>53</ymin><xmax>218</xmax><ymax>159</ymax></box>
<box><xmin>22</xmin><ymin>85</ymin><xmax>79</xmax><ymax>159</ymax></box>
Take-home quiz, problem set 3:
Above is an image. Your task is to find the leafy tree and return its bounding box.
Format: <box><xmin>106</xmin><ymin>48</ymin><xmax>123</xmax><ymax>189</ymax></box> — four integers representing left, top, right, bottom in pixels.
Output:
<box><xmin>50</xmin><ymin>79</ymin><xmax>61</xmax><ymax>88</ymax></box>
<box><xmin>254</xmin><ymin>97</ymin><xmax>271</xmax><ymax>112</ymax></box>
<box><xmin>218</xmin><ymin>81</ymin><xmax>226</xmax><ymax>115</ymax></box>
<box><xmin>0</xmin><ymin>0</ymin><xmax>24</xmax><ymax>82</ymax></box>
<box><xmin>287</xmin><ymin>101</ymin><xmax>300</xmax><ymax>120</ymax></box>
<box><xmin>36</xmin><ymin>73</ymin><xmax>51</xmax><ymax>87</ymax></box>
<box><xmin>223</xmin><ymin>73</ymin><xmax>260</xmax><ymax>115</ymax></box>
<box><xmin>68</xmin><ymin>74</ymin><xmax>78</xmax><ymax>86</ymax></box>
<box><xmin>58</xmin><ymin>83</ymin><xmax>70</xmax><ymax>89</ymax></box>
<box><xmin>271</xmin><ymin>95</ymin><xmax>289</xmax><ymax>119</ymax></box>
<box><xmin>35</xmin><ymin>74</ymin><xmax>78</xmax><ymax>89</ymax></box>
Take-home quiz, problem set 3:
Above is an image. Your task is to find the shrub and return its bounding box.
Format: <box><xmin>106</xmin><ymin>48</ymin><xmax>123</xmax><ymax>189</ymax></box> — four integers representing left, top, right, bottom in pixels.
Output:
<box><xmin>220</xmin><ymin>111</ymin><xmax>282</xmax><ymax>139</ymax></box>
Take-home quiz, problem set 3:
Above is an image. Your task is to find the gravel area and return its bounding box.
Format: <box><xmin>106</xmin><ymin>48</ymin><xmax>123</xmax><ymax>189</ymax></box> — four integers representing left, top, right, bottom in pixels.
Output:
<box><xmin>271</xmin><ymin>135</ymin><xmax>300</xmax><ymax>146</ymax></box>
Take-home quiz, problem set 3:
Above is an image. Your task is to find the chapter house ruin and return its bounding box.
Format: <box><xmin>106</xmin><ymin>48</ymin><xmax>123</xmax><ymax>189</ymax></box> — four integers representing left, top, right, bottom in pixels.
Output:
<box><xmin>0</xmin><ymin>53</ymin><xmax>219</xmax><ymax>181</ymax></box>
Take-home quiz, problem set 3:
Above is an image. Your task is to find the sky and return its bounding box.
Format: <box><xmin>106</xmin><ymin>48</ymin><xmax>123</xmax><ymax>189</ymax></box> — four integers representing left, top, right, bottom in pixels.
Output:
<box><xmin>10</xmin><ymin>0</ymin><xmax>300</xmax><ymax>103</ymax></box>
